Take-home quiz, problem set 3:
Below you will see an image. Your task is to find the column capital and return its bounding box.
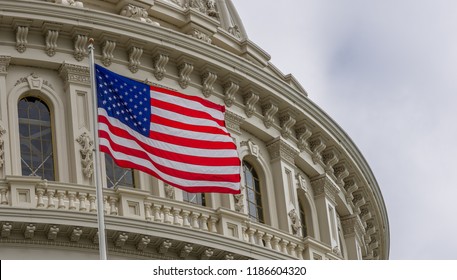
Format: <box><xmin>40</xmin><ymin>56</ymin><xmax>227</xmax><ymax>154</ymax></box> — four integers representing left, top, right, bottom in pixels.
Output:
<box><xmin>310</xmin><ymin>174</ymin><xmax>340</xmax><ymax>204</ymax></box>
<box><xmin>0</xmin><ymin>56</ymin><xmax>11</xmax><ymax>75</ymax></box>
<box><xmin>59</xmin><ymin>62</ymin><xmax>90</xmax><ymax>86</ymax></box>
<box><xmin>224</xmin><ymin>110</ymin><xmax>244</xmax><ymax>135</ymax></box>
<box><xmin>266</xmin><ymin>137</ymin><xmax>299</xmax><ymax>165</ymax></box>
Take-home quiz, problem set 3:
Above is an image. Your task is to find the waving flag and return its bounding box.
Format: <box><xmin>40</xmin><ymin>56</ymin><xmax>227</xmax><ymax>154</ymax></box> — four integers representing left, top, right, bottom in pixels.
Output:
<box><xmin>95</xmin><ymin>65</ymin><xmax>241</xmax><ymax>194</ymax></box>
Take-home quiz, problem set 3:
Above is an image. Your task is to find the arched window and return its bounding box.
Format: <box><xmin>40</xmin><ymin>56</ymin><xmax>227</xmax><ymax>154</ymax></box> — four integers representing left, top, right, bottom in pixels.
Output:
<box><xmin>298</xmin><ymin>198</ymin><xmax>308</xmax><ymax>237</ymax></box>
<box><xmin>18</xmin><ymin>97</ymin><xmax>55</xmax><ymax>180</ymax></box>
<box><xmin>243</xmin><ymin>161</ymin><xmax>264</xmax><ymax>223</ymax></box>
<box><xmin>183</xmin><ymin>191</ymin><xmax>206</xmax><ymax>206</ymax></box>
<box><xmin>105</xmin><ymin>154</ymin><xmax>134</xmax><ymax>188</ymax></box>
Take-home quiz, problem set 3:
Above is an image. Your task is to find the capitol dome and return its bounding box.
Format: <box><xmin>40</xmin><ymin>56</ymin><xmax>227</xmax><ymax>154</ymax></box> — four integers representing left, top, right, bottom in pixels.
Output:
<box><xmin>0</xmin><ymin>0</ymin><xmax>389</xmax><ymax>260</ymax></box>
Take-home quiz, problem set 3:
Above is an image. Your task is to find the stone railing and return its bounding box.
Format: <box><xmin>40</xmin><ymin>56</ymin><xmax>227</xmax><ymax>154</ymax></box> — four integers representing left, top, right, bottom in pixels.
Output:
<box><xmin>0</xmin><ymin>176</ymin><xmax>319</xmax><ymax>259</ymax></box>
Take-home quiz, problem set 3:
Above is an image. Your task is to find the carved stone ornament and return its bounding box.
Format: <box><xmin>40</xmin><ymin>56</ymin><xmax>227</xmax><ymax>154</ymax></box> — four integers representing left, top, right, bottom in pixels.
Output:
<box><xmin>0</xmin><ymin>126</ymin><xmax>6</xmax><ymax>168</ymax></box>
<box><xmin>0</xmin><ymin>55</ymin><xmax>11</xmax><ymax>74</ymax></box>
<box><xmin>279</xmin><ymin>110</ymin><xmax>297</xmax><ymax>139</ymax></box>
<box><xmin>102</xmin><ymin>40</ymin><xmax>116</xmax><ymax>67</ymax></box>
<box><xmin>296</xmin><ymin>173</ymin><xmax>308</xmax><ymax>193</ymax></box>
<box><xmin>241</xmin><ymin>139</ymin><xmax>259</xmax><ymax>158</ymax></box>
<box><xmin>159</xmin><ymin>239</ymin><xmax>172</xmax><ymax>254</ymax></box>
<box><xmin>228</xmin><ymin>25</ymin><xmax>242</xmax><ymax>39</ymax></box>
<box><xmin>47</xmin><ymin>225</ymin><xmax>60</xmax><ymax>240</ymax></box>
<box><xmin>322</xmin><ymin>149</ymin><xmax>339</xmax><ymax>174</ymax></box>
<box><xmin>243</xmin><ymin>90</ymin><xmax>259</xmax><ymax>118</ymax></box>
<box><xmin>24</xmin><ymin>224</ymin><xmax>36</xmax><ymax>239</ymax></box>
<box><xmin>233</xmin><ymin>184</ymin><xmax>245</xmax><ymax>212</ymax></box>
<box><xmin>15</xmin><ymin>26</ymin><xmax>29</xmax><ymax>53</ymax></box>
<box><xmin>310</xmin><ymin>175</ymin><xmax>340</xmax><ymax>203</ymax></box>
<box><xmin>54</xmin><ymin>0</ymin><xmax>84</xmax><ymax>8</ymax></box>
<box><xmin>73</xmin><ymin>34</ymin><xmax>88</xmax><ymax>61</ymax></box>
<box><xmin>288</xmin><ymin>209</ymin><xmax>302</xmax><ymax>235</ymax></box>
<box><xmin>45</xmin><ymin>30</ymin><xmax>59</xmax><ymax>57</ymax></box>
<box><xmin>180</xmin><ymin>243</ymin><xmax>194</xmax><ymax>258</ymax></box>
<box><xmin>153</xmin><ymin>53</ymin><xmax>169</xmax><ymax>80</ymax></box>
<box><xmin>76</xmin><ymin>132</ymin><xmax>94</xmax><ymax>179</ymax></box>
<box><xmin>178</xmin><ymin>61</ymin><xmax>194</xmax><ymax>89</ymax></box>
<box><xmin>187</xmin><ymin>0</ymin><xmax>219</xmax><ymax>19</ymax></box>
<box><xmin>309</xmin><ymin>136</ymin><xmax>326</xmax><ymax>164</ymax></box>
<box><xmin>223</xmin><ymin>81</ymin><xmax>239</xmax><ymax>107</ymax></box>
<box><xmin>224</xmin><ymin>110</ymin><xmax>244</xmax><ymax>135</ymax></box>
<box><xmin>341</xmin><ymin>215</ymin><xmax>365</xmax><ymax>238</ymax></box>
<box><xmin>164</xmin><ymin>184</ymin><xmax>175</xmax><ymax>199</ymax></box>
<box><xmin>343</xmin><ymin>177</ymin><xmax>359</xmax><ymax>201</ymax></box>
<box><xmin>334</xmin><ymin>163</ymin><xmax>350</xmax><ymax>187</ymax></box>
<box><xmin>1</xmin><ymin>223</ymin><xmax>12</xmax><ymax>238</ymax></box>
<box><xmin>137</xmin><ymin>235</ymin><xmax>151</xmax><ymax>251</ymax></box>
<box><xmin>201</xmin><ymin>71</ymin><xmax>217</xmax><ymax>97</ymax></box>
<box><xmin>191</xmin><ymin>29</ymin><xmax>212</xmax><ymax>44</ymax></box>
<box><xmin>128</xmin><ymin>46</ymin><xmax>143</xmax><ymax>73</ymax></box>
<box><xmin>295</xmin><ymin>123</ymin><xmax>312</xmax><ymax>151</ymax></box>
<box><xmin>261</xmin><ymin>99</ymin><xmax>279</xmax><ymax>128</ymax></box>
<box><xmin>115</xmin><ymin>232</ymin><xmax>129</xmax><ymax>247</ymax></box>
<box><xmin>59</xmin><ymin>62</ymin><xmax>90</xmax><ymax>85</ymax></box>
<box><xmin>201</xmin><ymin>248</ymin><xmax>214</xmax><ymax>259</ymax></box>
<box><xmin>120</xmin><ymin>4</ymin><xmax>160</xmax><ymax>26</ymax></box>
<box><xmin>70</xmin><ymin>227</ymin><xmax>83</xmax><ymax>242</ymax></box>
<box><xmin>267</xmin><ymin>138</ymin><xmax>298</xmax><ymax>165</ymax></box>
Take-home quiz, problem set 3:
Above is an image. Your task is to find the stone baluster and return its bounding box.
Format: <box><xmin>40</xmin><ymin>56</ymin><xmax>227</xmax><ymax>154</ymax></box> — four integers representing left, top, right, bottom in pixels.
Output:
<box><xmin>36</xmin><ymin>188</ymin><xmax>45</xmax><ymax>208</ymax></box>
<box><xmin>56</xmin><ymin>190</ymin><xmax>66</xmax><ymax>209</ymax></box>
<box><xmin>279</xmin><ymin>239</ymin><xmax>288</xmax><ymax>254</ymax></box>
<box><xmin>296</xmin><ymin>244</ymin><xmax>305</xmax><ymax>260</ymax></box>
<box><xmin>46</xmin><ymin>189</ymin><xmax>56</xmax><ymax>209</ymax></box>
<box><xmin>68</xmin><ymin>192</ymin><xmax>77</xmax><ymax>210</ymax></box>
<box><xmin>78</xmin><ymin>192</ymin><xmax>87</xmax><ymax>211</ymax></box>
<box><xmin>0</xmin><ymin>186</ymin><xmax>8</xmax><ymax>205</ymax></box>
<box><xmin>190</xmin><ymin>212</ymin><xmax>200</xmax><ymax>229</ymax></box>
<box><xmin>288</xmin><ymin>242</ymin><xmax>297</xmax><ymax>258</ymax></box>
<box><xmin>255</xmin><ymin>230</ymin><xmax>264</xmax><ymax>246</ymax></box>
<box><xmin>246</xmin><ymin>227</ymin><xmax>256</xmax><ymax>244</ymax></box>
<box><xmin>144</xmin><ymin>202</ymin><xmax>152</xmax><ymax>221</ymax></box>
<box><xmin>271</xmin><ymin>236</ymin><xmax>281</xmax><ymax>251</ymax></box>
<box><xmin>181</xmin><ymin>210</ymin><xmax>191</xmax><ymax>227</ymax></box>
<box><xmin>172</xmin><ymin>208</ymin><xmax>181</xmax><ymax>225</ymax></box>
<box><xmin>103</xmin><ymin>196</ymin><xmax>109</xmax><ymax>214</ymax></box>
<box><xmin>109</xmin><ymin>197</ymin><xmax>118</xmax><ymax>215</ymax></box>
<box><xmin>208</xmin><ymin>216</ymin><xmax>218</xmax><ymax>233</ymax></box>
<box><xmin>162</xmin><ymin>206</ymin><xmax>172</xmax><ymax>224</ymax></box>
<box><xmin>263</xmin><ymin>233</ymin><xmax>273</xmax><ymax>249</ymax></box>
<box><xmin>199</xmin><ymin>214</ymin><xmax>209</xmax><ymax>231</ymax></box>
<box><xmin>153</xmin><ymin>204</ymin><xmax>162</xmax><ymax>222</ymax></box>
<box><xmin>88</xmin><ymin>194</ymin><xmax>96</xmax><ymax>212</ymax></box>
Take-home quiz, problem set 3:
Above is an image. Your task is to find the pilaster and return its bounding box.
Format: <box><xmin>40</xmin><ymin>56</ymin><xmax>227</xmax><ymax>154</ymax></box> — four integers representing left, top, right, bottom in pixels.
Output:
<box><xmin>0</xmin><ymin>56</ymin><xmax>11</xmax><ymax>177</ymax></box>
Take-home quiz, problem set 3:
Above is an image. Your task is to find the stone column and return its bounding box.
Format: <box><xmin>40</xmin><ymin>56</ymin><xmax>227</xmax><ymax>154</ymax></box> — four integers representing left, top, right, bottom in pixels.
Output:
<box><xmin>0</xmin><ymin>56</ymin><xmax>11</xmax><ymax>178</ymax></box>
<box><xmin>266</xmin><ymin>137</ymin><xmax>299</xmax><ymax>231</ymax></box>
<box><xmin>310</xmin><ymin>174</ymin><xmax>340</xmax><ymax>249</ymax></box>
<box><xmin>58</xmin><ymin>62</ymin><xmax>91</xmax><ymax>185</ymax></box>
<box><xmin>341</xmin><ymin>215</ymin><xmax>365</xmax><ymax>260</ymax></box>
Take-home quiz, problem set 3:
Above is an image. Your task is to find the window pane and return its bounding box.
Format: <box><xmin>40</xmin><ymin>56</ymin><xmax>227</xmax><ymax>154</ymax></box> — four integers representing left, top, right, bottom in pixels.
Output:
<box><xmin>183</xmin><ymin>191</ymin><xmax>206</xmax><ymax>206</ymax></box>
<box><xmin>105</xmin><ymin>154</ymin><xmax>134</xmax><ymax>188</ymax></box>
<box><xmin>243</xmin><ymin>161</ymin><xmax>264</xmax><ymax>223</ymax></box>
<box><xmin>18</xmin><ymin>97</ymin><xmax>55</xmax><ymax>180</ymax></box>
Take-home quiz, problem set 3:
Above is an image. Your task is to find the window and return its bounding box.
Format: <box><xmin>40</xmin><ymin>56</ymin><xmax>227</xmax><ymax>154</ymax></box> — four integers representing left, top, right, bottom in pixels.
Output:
<box><xmin>182</xmin><ymin>191</ymin><xmax>206</xmax><ymax>206</ymax></box>
<box><xmin>299</xmin><ymin>198</ymin><xmax>308</xmax><ymax>237</ymax></box>
<box><xmin>243</xmin><ymin>161</ymin><xmax>264</xmax><ymax>223</ymax></box>
<box><xmin>18</xmin><ymin>97</ymin><xmax>55</xmax><ymax>180</ymax></box>
<box><xmin>105</xmin><ymin>154</ymin><xmax>134</xmax><ymax>188</ymax></box>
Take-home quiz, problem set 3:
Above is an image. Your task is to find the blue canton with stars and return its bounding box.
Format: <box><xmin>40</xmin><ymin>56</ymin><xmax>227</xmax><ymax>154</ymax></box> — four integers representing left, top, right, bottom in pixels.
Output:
<box><xmin>95</xmin><ymin>65</ymin><xmax>150</xmax><ymax>137</ymax></box>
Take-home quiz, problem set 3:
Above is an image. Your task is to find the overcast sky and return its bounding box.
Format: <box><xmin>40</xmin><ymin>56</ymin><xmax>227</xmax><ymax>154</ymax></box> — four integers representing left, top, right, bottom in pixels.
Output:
<box><xmin>232</xmin><ymin>0</ymin><xmax>457</xmax><ymax>260</ymax></box>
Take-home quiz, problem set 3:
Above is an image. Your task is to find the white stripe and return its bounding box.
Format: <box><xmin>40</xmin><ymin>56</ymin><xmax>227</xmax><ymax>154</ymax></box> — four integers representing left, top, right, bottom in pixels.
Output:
<box><xmin>152</xmin><ymin>90</ymin><xmax>225</xmax><ymax>122</ymax></box>
<box><xmin>152</xmin><ymin>107</ymin><xmax>229</xmax><ymax>134</ymax></box>
<box><xmin>100</xmin><ymin>139</ymin><xmax>240</xmax><ymax>190</ymax></box>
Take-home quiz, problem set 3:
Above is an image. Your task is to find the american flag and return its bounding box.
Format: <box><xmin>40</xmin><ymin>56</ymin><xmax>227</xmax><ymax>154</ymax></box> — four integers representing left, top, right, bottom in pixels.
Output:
<box><xmin>95</xmin><ymin>65</ymin><xmax>241</xmax><ymax>194</ymax></box>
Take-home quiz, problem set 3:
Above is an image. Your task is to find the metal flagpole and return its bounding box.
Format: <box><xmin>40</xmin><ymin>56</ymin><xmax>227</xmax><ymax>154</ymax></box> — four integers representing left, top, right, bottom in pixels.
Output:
<box><xmin>88</xmin><ymin>38</ymin><xmax>108</xmax><ymax>260</ymax></box>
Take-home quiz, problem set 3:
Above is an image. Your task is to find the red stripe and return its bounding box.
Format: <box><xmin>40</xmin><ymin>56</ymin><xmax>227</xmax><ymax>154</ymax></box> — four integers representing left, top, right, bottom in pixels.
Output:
<box><xmin>151</xmin><ymin>98</ymin><xmax>226</xmax><ymax>128</ymax></box>
<box><xmin>99</xmin><ymin>116</ymin><xmax>240</xmax><ymax>166</ymax></box>
<box><xmin>150</xmin><ymin>85</ymin><xmax>224</xmax><ymax>112</ymax></box>
<box><xmin>151</xmin><ymin>115</ymin><xmax>230</xmax><ymax>136</ymax></box>
<box><xmin>100</xmin><ymin>134</ymin><xmax>240</xmax><ymax>182</ymax></box>
<box><xmin>101</xmin><ymin>146</ymin><xmax>240</xmax><ymax>194</ymax></box>
<box><xmin>149</xmin><ymin>130</ymin><xmax>237</xmax><ymax>150</ymax></box>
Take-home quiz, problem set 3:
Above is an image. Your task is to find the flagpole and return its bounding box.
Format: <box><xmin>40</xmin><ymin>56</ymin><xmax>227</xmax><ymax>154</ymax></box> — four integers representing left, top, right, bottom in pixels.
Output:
<box><xmin>88</xmin><ymin>38</ymin><xmax>108</xmax><ymax>260</ymax></box>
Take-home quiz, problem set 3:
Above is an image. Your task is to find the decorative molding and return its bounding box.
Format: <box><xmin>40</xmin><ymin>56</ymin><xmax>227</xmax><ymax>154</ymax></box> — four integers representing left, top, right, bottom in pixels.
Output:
<box><xmin>120</xmin><ymin>4</ymin><xmax>160</xmax><ymax>26</ymax></box>
<box><xmin>0</xmin><ymin>126</ymin><xmax>6</xmax><ymax>168</ymax></box>
<box><xmin>343</xmin><ymin>177</ymin><xmax>359</xmax><ymax>202</ymax></box>
<box><xmin>159</xmin><ymin>239</ymin><xmax>172</xmax><ymax>254</ymax></box>
<box><xmin>310</xmin><ymin>175</ymin><xmax>340</xmax><ymax>203</ymax></box>
<box><xmin>47</xmin><ymin>225</ymin><xmax>60</xmax><ymax>240</ymax></box>
<box><xmin>177</xmin><ymin>61</ymin><xmax>194</xmax><ymax>89</ymax></box>
<box><xmin>261</xmin><ymin>99</ymin><xmax>279</xmax><ymax>128</ymax></box>
<box><xmin>24</xmin><ymin>224</ymin><xmax>36</xmax><ymax>239</ymax></box>
<box><xmin>188</xmin><ymin>0</ymin><xmax>219</xmax><ymax>19</ymax></box>
<box><xmin>190</xmin><ymin>29</ymin><xmax>212</xmax><ymax>44</ymax></box>
<box><xmin>341</xmin><ymin>215</ymin><xmax>365</xmax><ymax>239</ymax></box>
<box><xmin>164</xmin><ymin>184</ymin><xmax>175</xmax><ymax>199</ymax></box>
<box><xmin>102</xmin><ymin>40</ymin><xmax>116</xmax><ymax>67</ymax></box>
<box><xmin>128</xmin><ymin>46</ymin><xmax>143</xmax><ymax>73</ymax></box>
<box><xmin>115</xmin><ymin>232</ymin><xmax>128</xmax><ymax>247</ymax></box>
<box><xmin>352</xmin><ymin>193</ymin><xmax>366</xmax><ymax>214</ymax></box>
<box><xmin>322</xmin><ymin>148</ymin><xmax>339</xmax><ymax>174</ymax></box>
<box><xmin>59</xmin><ymin>62</ymin><xmax>90</xmax><ymax>85</ymax></box>
<box><xmin>334</xmin><ymin>163</ymin><xmax>350</xmax><ymax>187</ymax></box>
<box><xmin>309</xmin><ymin>135</ymin><xmax>326</xmax><ymax>164</ymax></box>
<box><xmin>0</xmin><ymin>55</ymin><xmax>11</xmax><ymax>74</ymax></box>
<box><xmin>228</xmin><ymin>25</ymin><xmax>242</xmax><ymax>39</ymax></box>
<box><xmin>1</xmin><ymin>223</ymin><xmax>12</xmax><ymax>238</ymax></box>
<box><xmin>288</xmin><ymin>209</ymin><xmax>301</xmax><ymax>235</ymax></box>
<box><xmin>279</xmin><ymin>110</ymin><xmax>297</xmax><ymax>139</ymax></box>
<box><xmin>153</xmin><ymin>53</ymin><xmax>169</xmax><ymax>81</ymax></box>
<box><xmin>296</xmin><ymin>173</ymin><xmax>308</xmax><ymax>193</ymax></box>
<box><xmin>136</xmin><ymin>236</ymin><xmax>151</xmax><ymax>251</ymax></box>
<box><xmin>223</xmin><ymin>81</ymin><xmax>239</xmax><ymax>107</ymax></box>
<box><xmin>240</xmin><ymin>139</ymin><xmax>259</xmax><ymax>158</ymax></box>
<box><xmin>266</xmin><ymin>138</ymin><xmax>299</xmax><ymax>165</ymax></box>
<box><xmin>15</xmin><ymin>26</ymin><xmax>29</xmax><ymax>53</ymax></box>
<box><xmin>243</xmin><ymin>90</ymin><xmax>259</xmax><ymax>118</ymax></box>
<box><xmin>76</xmin><ymin>132</ymin><xmax>94</xmax><ymax>179</ymax></box>
<box><xmin>201</xmin><ymin>70</ymin><xmax>217</xmax><ymax>97</ymax></box>
<box><xmin>70</xmin><ymin>227</ymin><xmax>83</xmax><ymax>242</ymax></box>
<box><xmin>180</xmin><ymin>243</ymin><xmax>193</xmax><ymax>258</ymax></box>
<box><xmin>44</xmin><ymin>30</ymin><xmax>59</xmax><ymax>57</ymax></box>
<box><xmin>73</xmin><ymin>34</ymin><xmax>88</xmax><ymax>61</ymax></box>
<box><xmin>295</xmin><ymin>122</ymin><xmax>312</xmax><ymax>151</ymax></box>
<box><xmin>54</xmin><ymin>0</ymin><xmax>84</xmax><ymax>8</ymax></box>
<box><xmin>224</xmin><ymin>110</ymin><xmax>244</xmax><ymax>135</ymax></box>
<box><xmin>201</xmin><ymin>247</ymin><xmax>214</xmax><ymax>259</ymax></box>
